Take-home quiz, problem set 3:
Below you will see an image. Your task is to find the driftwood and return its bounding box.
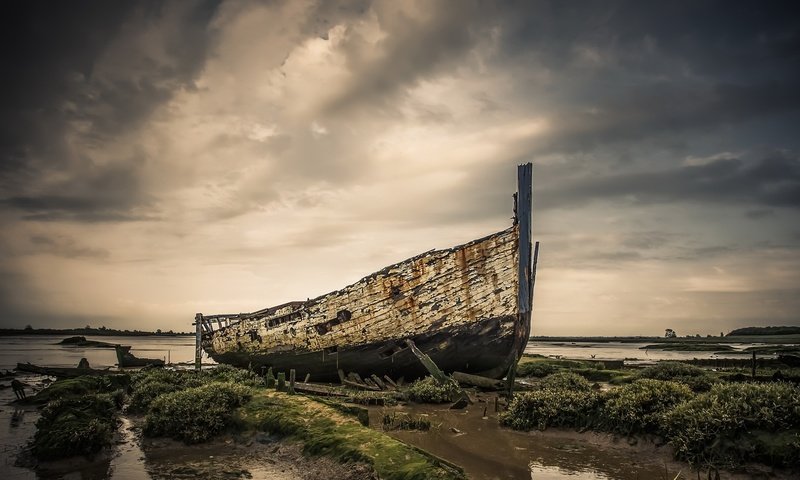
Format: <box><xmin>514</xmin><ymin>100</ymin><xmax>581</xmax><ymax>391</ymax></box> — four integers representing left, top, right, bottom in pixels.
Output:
<box><xmin>342</xmin><ymin>378</ymin><xmax>380</xmax><ymax>391</ymax></box>
<box><xmin>452</xmin><ymin>371</ymin><xmax>505</xmax><ymax>390</ymax></box>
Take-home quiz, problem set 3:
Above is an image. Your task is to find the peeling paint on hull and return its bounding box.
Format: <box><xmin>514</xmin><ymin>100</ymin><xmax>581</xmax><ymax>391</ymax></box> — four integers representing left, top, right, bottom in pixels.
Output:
<box><xmin>200</xmin><ymin>224</ymin><xmax>528</xmax><ymax>381</ymax></box>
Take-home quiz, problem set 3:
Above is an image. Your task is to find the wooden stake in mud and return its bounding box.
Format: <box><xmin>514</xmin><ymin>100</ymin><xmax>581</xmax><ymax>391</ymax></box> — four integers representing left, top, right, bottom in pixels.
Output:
<box><xmin>304</xmin><ymin>373</ymin><xmax>311</xmax><ymax>383</ymax></box>
<box><xmin>289</xmin><ymin>369</ymin><xmax>296</xmax><ymax>394</ymax></box>
<box><xmin>752</xmin><ymin>351</ymin><xmax>757</xmax><ymax>378</ymax></box>
<box><xmin>277</xmin><ymin>372</ymin><xmax>286</xmax><ymax>391</ymax></box>
<box><xmin>194</xmin><ymin>313</ymin><xmax>203</xmax><ymax>371</ymax></box>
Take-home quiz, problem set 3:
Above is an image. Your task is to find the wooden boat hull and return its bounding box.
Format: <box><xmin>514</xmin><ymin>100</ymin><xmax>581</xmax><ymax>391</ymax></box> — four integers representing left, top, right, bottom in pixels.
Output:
<box><xmin>210</xmin><ymin>314</ymin><xmax>518</xmax><ymax>383</ymax></box>
<box><xmin>199</xmin><ymin>164</ymin><xmax>536</xmax><ymax>383</ymax></box>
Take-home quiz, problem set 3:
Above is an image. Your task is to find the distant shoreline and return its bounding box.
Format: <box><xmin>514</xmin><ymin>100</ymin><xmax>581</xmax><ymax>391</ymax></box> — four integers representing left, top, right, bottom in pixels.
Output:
<box><xmin>0</xmin><ymin>328</ymin><xmax>193</xmax><ymax>337</ymax></box>
<box><xmin>531</xmin><ymin>334</ymin><xmax>800</xmax><ymax>344</ymax></box>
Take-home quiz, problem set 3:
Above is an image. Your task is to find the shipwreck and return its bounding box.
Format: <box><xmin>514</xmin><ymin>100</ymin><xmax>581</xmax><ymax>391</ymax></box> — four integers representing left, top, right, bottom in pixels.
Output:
<box><xmin>195</xmin><ymin>163</ymin><xmax>538</xmax><ymax>383</ymax></box>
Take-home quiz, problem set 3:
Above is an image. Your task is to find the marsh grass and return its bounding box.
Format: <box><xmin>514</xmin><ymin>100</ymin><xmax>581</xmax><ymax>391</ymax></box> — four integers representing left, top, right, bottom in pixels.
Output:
<box><xmin>236</xmin><ymin>392</ymin><xmax>464</xmax><ymax>480</ymax></box>
<box><xmin>143</xmin><ymin>382</ymin><xmax>252</xmax><ymax>443</ymax></box>
<box><xmin>30</xmin><ymin>375</ymin><xmax>130</xmax><ymax>460</ymax></box>
<box><xmin>516</xmin><ymin>357</ymin><xmax>632</xmax><ymax>384</ymax></box>
<box><xmin>503</xmin><ymin>368</ymin><xmax>800</xmax><ymax>469</ymax></box>
<box><xmin>634</xmin><ymin>362</ymin><xmax>718</xmax><ymax>392</ymax></box>
<box><xmin>406</xmin><ymin>376</ymin><xmax>461</xmax><ymax>403</ymax></box>
<box><xmin>382</xmin><ymin>412</ymin><xmax>432</xmax><ymax>431</ymax></box>
<box><xmin>661</xmin><ymin>382</ymin><xmax>800</xmax><ymax>468</ymax></box>
<box><xmin>599</xmin><ymin>379</ymin><xmax>692</xmax><ymax>434</ymax></box>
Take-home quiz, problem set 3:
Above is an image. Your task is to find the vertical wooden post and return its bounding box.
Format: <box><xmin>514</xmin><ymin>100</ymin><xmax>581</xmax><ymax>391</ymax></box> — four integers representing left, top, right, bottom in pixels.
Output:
<box><xmin>194</xmin><ymin>313</ymin><xmax>203</xmax><ymax>371</ymax></box>
<box><xmin>508</xmin><ymin>163</ymin><xmax>533</xmax><ymax>397</ymax></box>
<box><xmin>277</xmin><ymin>372</ymin><xmax>286</xmax><ymax>391</ymax></box>
<box><xmin>289</xmin><ymin>369</ymin><xmax>296</xmax><ymax>394</ymax></box>
<box><xmin>752</xmin><ymin>351</ymin><xmax>756</xmax><ymax>378</ymax></box>
<box><xmin>517</xmin><ymin>162</ymin><xmax>533</xmax><ymax>316</ymax></box>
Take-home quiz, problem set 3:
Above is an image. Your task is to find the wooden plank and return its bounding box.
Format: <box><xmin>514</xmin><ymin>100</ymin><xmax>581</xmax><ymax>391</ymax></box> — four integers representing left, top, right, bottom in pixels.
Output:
<box><xmin>371</xmin><ymin>374</ymin><xmax>387</xmax><ymax>390</ymax></box>
<box><xmin>383</xmin><ymin>375</ymin><xmax>398</xmax><ymax>388</ymax></box>
<box><xmin>194</xmin><ymin>313</ymin><xmax>202</xmax><ymax>371</ymax></box>
<box><xmin>343</xmin><ymin>379</ymin><xmax>380</xmax><ymax>391</ymax></box>
<box><xmin>293</xmin><ymin>382</ymin><xmax>349</xmax><ymax>397</ymax></box>
<box><xmin>452</xmin><ymin>371</ymin><xmax>504</xmax><ymax>390</ymax></box>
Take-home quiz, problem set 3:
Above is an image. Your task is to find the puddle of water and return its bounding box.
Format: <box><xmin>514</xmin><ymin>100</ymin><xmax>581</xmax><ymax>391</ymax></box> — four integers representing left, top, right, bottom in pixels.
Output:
<box><xmin>109</xmin><ymin>417</ymin><xmax>149</xmax><ymax>480</ymax></box>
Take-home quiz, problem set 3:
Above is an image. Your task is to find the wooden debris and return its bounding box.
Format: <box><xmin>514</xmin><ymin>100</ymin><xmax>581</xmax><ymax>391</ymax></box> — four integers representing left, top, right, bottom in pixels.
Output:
<box><xmin>371</xmin><ymin>374</ymin><xmax>387</xmax><ymax>390</ymax></box>
<box><xmin>383</xmin><ymin>375</ymin><xmax>398</xmax><ymax>389</ymax></box>
<box><xmin>452</xmin><ymin>371</ymin><xmax>505</xmax><ymax>390</ymax></box>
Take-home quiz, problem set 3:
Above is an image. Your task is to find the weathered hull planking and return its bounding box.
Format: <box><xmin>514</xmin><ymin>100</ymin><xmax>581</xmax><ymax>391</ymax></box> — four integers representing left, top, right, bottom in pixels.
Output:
<box><xmin>198</xmin><ymin>163</ymin><xmax>535</xmax><ymax>382</ymax></box>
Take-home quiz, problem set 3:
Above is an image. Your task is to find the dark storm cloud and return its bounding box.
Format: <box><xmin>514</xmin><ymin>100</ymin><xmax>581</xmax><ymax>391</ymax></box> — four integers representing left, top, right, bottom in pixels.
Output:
<box><xmin>490</xmin><ymin>1</ymin><xmax>800</xmax><ymax>155</ymax></box>
<box><xmin>0</xmin><ymin>0</ymin><xmax>221</xmax><ymax>221</ymax></box>
<box><xmin>541</xmin><ymin>153</ymin><xmax>800</xmax><ymax>209</ymax></box>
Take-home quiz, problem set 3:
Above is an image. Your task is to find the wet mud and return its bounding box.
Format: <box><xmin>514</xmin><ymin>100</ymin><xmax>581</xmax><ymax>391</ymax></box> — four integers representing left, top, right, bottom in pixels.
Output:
<box><xmin>368</xmin><ymin>393</ymin><xmax>790</xmax><ymax>480</ymax></box>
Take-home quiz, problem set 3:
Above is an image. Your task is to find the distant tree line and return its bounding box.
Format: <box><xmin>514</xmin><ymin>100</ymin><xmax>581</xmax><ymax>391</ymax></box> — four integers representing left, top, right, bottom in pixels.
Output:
<box><xmin>727</xmin><ymin>326</ymin><xmax>800</xmax><ymax>336</ymax></box>
<box><xmin>0</xmin><ymin>325</ymin><xmax>192</xmax><ymax>337</ymax></box>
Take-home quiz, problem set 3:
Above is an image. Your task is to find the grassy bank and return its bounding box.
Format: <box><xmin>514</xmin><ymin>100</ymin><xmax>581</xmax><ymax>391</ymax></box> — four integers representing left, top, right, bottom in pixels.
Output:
<box><xmin>503</xmin><ymin>364</ymin><xmax>800</xmax><ymax>470</ymax></box>
<box><xmin>28</xmin><ymin>366</ymin><xmax>464</xmax><ymax>479</ymax></box>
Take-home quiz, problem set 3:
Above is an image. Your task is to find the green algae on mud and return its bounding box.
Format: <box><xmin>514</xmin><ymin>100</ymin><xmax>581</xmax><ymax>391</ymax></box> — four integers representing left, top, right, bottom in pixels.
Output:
<box><xmin>235</xmin><ymin>391</ymin><xmax>465</xmax><ymax>480</ymax></box>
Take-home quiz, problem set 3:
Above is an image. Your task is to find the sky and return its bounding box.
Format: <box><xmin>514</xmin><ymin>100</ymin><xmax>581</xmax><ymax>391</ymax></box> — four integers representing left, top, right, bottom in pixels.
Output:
<box><xmin>0</xmin><ymin>0</ymin><xmax>798</xmax><ymax>336</ymax></box>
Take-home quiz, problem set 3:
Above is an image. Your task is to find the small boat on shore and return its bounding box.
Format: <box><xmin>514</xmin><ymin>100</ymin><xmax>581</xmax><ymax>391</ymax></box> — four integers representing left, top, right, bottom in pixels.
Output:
<box><xmin>196</xmin><ymin>163</ymin><xmax>538</xmax><ymax>383</ymax></box>
<box><xmin>114</xmin><ymin>345</ymin><xmax>165</xmax><ymax>367</ymax></box>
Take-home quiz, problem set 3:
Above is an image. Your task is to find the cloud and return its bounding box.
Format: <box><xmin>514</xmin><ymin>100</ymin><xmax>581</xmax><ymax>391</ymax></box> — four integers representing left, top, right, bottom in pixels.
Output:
<box><xmin>0</xmin><ymin>1</ymin><xmax>799</xmax><ymax>334</ymax></box>
<box><xmin>540</xmin><ymin>153</ymin><xmax>800</xmax><ymax>209</ymax></box>
<box><xmin>0</xmin><ymin>0</ymin><xmax>221</xmax><ymax>221</ymax></box>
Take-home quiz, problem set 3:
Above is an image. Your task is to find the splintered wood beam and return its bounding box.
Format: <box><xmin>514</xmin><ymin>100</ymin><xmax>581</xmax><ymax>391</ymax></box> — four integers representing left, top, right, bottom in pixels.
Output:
<box><xmin>405</xmin><ymin>339</ymin><xmax>448</xmax><ymax>384</ymax></box>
